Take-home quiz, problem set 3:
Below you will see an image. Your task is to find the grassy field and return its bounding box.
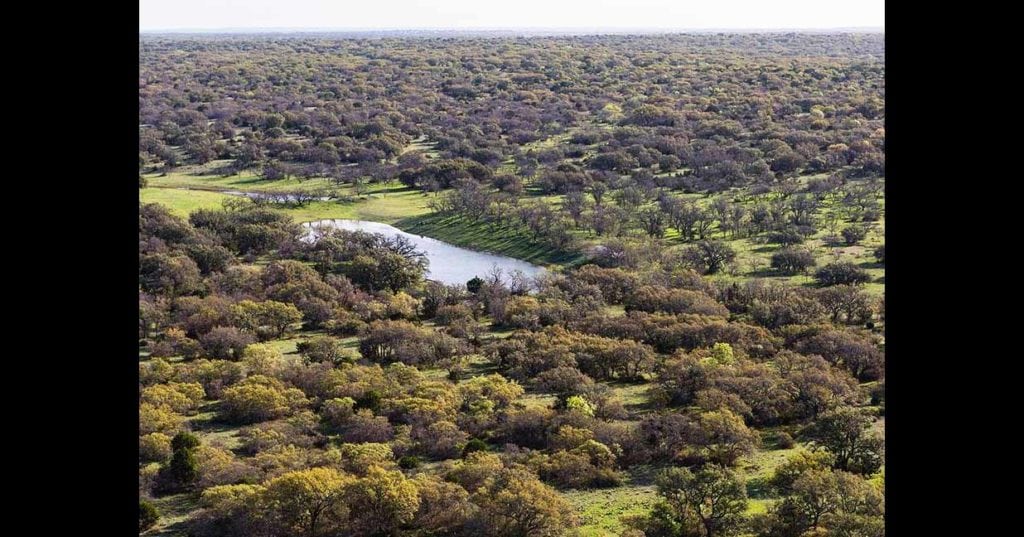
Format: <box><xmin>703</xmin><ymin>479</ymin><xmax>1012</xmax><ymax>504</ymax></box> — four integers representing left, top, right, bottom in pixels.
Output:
<box><xmin>146</xmin><ymin>491</ymin><xmax>199</xmax><ymax>536</ymax></box>
<box><xmin>697</xmin><ymin>217</ymin><xmax>886</xmax><ymax>296</ymax></box>
<box><xmin>141</xmin><ymin>183</ymin><xmax>432</xmax><ymax>225</ymax></box>
<box><xmin>561</xmin><ymin>439</ymin><xmax>804</xmax><ymax>537</ymax></box>
<box><xmin>399</xmin><ymin>213</ymin><xmax>587</xmax><ymax>266</ymax></box>
<box><xmin>144</xmin><ymin>162</ymin><xmax>337</xmax><ymax>193</ymax></box>
<box><xmin>186</xmin><ymin>407</ymin><xmax>244</xmax><ymax>451</ymax></box>
<box><xmin>567</xmin><ymin>483</ymin><xmax>658</xmax><ymax>537</ymax></box>
<box><xmin>140</xmin><ymin>188</ymin><xmax>233</xmax><ymax>217</ymax></box>
<box><xmin>141</xmin><ymin>164</ymin><xmax>884</xmax><ymax>298</ymax></box>
<box><xmin>141</xmin><ymin>185</ymin><xmax>884</xmax><ymax>296</ymax></box>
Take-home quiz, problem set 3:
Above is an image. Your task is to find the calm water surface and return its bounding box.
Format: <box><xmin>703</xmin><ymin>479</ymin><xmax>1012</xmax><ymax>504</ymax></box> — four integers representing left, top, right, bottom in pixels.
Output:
<box><xmin>303</xmin><ymin>219</ymin><xmax>546</xmax><ymax>286</ymax></box>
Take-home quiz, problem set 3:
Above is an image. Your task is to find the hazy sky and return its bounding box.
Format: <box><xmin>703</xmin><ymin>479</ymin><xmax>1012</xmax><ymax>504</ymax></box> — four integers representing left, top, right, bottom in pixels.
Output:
<box><xmin>139</xmin><ymin>0</ymin><xmax>884</xmax><ymax>31</ymax></box>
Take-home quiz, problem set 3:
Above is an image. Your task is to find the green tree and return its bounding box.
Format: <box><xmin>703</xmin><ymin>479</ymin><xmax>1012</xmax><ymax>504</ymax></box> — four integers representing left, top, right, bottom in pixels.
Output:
<box><xmin>140</xmin><ymin>432</ymin><xmax>173</xmax><ymax>463</ymax></box>
<box><xmin>241</xmin><ymin>343</ymin><xmax>285</xmax><ymax>376</ymax></box>
<box><xmin>470</xmin><ymin>467</ymin><xmax>578</xmax><ymax>537</ymax></box>
<box><xmin>789</xmin><ymin>469</ymin><xmax>842</xmax><ymax>531</ymax></box>
<box><xmin>263</xmin><ymin>467</ymin><xmax>353</xmax><ymax>537</ymax></box>
<box><xmin>757</xmin><ymin>469</ymin><xmax>884</xmax><ymax>536</ymax></box>
<box><xmin>220</xmin><ymin>375</ymin><xmax>308</xmax><ymax>424</ymax></box>
<box><xmin>167</xmin><ymin>431</ymin><xmax>200</xmax><ymax>488</ymax></box>
<box><xmin>411</xmin><ymin>474</ymin><xmax>474</xmax><ymax>535</ymax></box>
<box><xmin>260</xmin><ymin>300</ymin><xmax>304</xmax><ymax>337</ymax></box>
<box><xmin>698</xmin><ymin>409</ymin><xmax>759</xmax><ymax>466</ymax></box>
<box><xmin>345</xmin><ymin>466</ymin><xmax>421</xmax><ymax>536</ymax></box>
<box><xmin>682</xmin><ymin>241</ymin><xmax>737</xmax><ymax>275</ymax></box>
<box><xmin>653</xmin><ymin>465</ymin><xmax>748</xmax><ymax>537</ymax></box>
<box><xmin>346</xmin><ymin>253</ymin><xmax>424</xmax><ymax>293</ymax></box>
<box><xmin>814</xmin><ymin>262</ymin><xmax>871</xmax><ymax>286</ymax></box>
<box><xmin>770</xmin><ymin>247</ymin><xmax>816</xmax><ymax>275</ymax></box>
<box><xmin>297</xmin><ymin>336</ymin><xmax>348</xmax><ymax>365</ymax></box>
<box><xmin>139</xmin><ymin>253</ymin><xmax>203</xmax><ymax>297</ymax></box>
<box><xmin>771</xmin><ymin>449</ymin><xmax>834</xmax><ymax>494</ymax></box>
<box><xmin>565</xmin><ymin>395</ymin><xmax>596</xmax><ymax>417</ymax></box>
<box><xmin>232</xmin><ymin>300</ymin><xmax>303</xmax><ymax>338</ymax></box>
<box><xmin>198</xmin><ymin>484</ymin><xmax>266</xmax><ymax>536</ymax></box>
<box><xmin>462</xmin><ymin>438</ymin><xmax>489</xmax><ymax>458</ymax></box>
<box><xmin>816</xmin><ymin>285</ymin><xmax>874</xmax><ymax>324</ymax></box>
<box><xmin>803</xmin><ymin>407</ymin><xmax>884</xmax><ymax>475</ymax></box>
<box><xmin>841</xmin><ymin>225</ymin><xmax>868</xmax><ymax>246</ymax></box>
<box><xmin>139</xmin><ymin>402</ymin><xmax>182</xmax><ymax>435</ymax></box>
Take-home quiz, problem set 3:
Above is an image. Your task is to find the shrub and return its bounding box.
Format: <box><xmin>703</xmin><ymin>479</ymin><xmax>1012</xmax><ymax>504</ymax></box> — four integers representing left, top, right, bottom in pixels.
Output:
<box><xmin>841</xmin><ymin>225</ymin><xmax>868</xmax><ymax>245</ymax></box>
<box><xmin>325</xmin><ymin>310</ymin><xmax>366</xmax><ymax>336</ymax></box>
<box><xmin>535</xmin><ymin>367</ymin><xmax>594</xmax><ymax>394</ymax></box>
<box><xmin>167</xmin><ymin>432</ymin><xmax>201</xmax><ymax>488</ymax></box>
<box><xmin>767</xmin><ymin>229</ymin><xmax>805</xmax><ymax>246</ymax></box>
<box><xmin>565</xmin><ymin>395</ymin><xmax>596</xmax><ymax>417</ymax></box>
<box><xmin>140</xmin><ymin>382</ymin><xmax>205</xmax><ymax>414</ymax></box>
<box><xmin>220</xmin><ymin>376</ymin><xmax>308</xmax><ymax>424</ymax></box>
<box><xmin>682</xmin><ymin>240</ymin><xmax>737</xmax><ymax>274</ymax></box>
<box><xmin>356</xmin><ymin>390</ymin><xmax>383</xmax><ymax>411</ymax></box>
<box><xmin>625</xmin><ymin>286</ymin><xmax>729</xmax><ymax>316</ymax></box>
<box><xmin>139</xmin><ymin>402</ymin><xmax>182</xmax><ymax>435</ymax></box>
<box><xmin>337</xmin><ymin>442</ymin><xmax>396</xmax><ymax>475</ymax></box>
<box><xmin>435</xmin><ymin>304</ymin><xmax>474</xmax><ymax>325</ymax></box>
<box><xmin>323</xmin><ymin>397</ymin><xmax>357</xmax><ymax>430</ymax></box>
<box><xmin>815</xmin><ymin>262</ymin><xmax>871</xmax><ymax>286</ymax></box>
<box><xmin>399</xmin><ymin>455</ymin><xmax>421</xmax><ymax>469</ymax></box>
<box><xmin>297</xmin><ymin>336</ymin><xmax>349</xmax><ymax>365</ymax></box>
<box><xmin>462</xmin><ymin>438</ymin><xmax>488</xmax><ymax>458</ymax></box>
<box><xmin>771</xmin><ymin>248</ymin><xmax>817</xmax><ymax>275</ymax></box>
<box><xmin>139</xmin><ymin>499</ymin><xmax>160</xmax><ymax>532</ymax></box>
<box><xmin>200</xmin><ymin>326</ymin><xmax>256</xmax><ymax>360</ymax></box>
<box><xmin>140</xmin><ymin>432</ymin><xmax>173</xmax><ymax>463</ymax></box>
<box><xmin>418</xmin><ymin>421</ymin><xmax>469</xmax><ymax>460</ymax></box>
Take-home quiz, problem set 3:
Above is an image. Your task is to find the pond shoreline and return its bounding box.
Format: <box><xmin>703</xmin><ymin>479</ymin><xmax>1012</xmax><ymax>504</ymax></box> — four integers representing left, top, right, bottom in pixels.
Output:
<box><xmin>152</xmin><ymin>186</ymin><xmax>567</xmax><ymax>269</ymax></box>
<box><xmin>303</xmin><ymin>219</ymin><xmax>548</xmax><ymax>286</ymax></box>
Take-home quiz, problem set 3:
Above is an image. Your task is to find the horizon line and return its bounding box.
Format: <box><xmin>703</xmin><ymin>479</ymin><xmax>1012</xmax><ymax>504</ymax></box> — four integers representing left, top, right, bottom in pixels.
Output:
<box><xmin>140</xmin><ymin>26</ymin><xmax>884</xmax><ymax>34</ymax></box>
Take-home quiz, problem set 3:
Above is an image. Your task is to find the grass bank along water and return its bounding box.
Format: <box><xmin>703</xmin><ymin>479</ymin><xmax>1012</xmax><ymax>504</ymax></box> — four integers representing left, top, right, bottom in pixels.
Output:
<box><xmin>140</xmin><ymin>180</ymin><xmax>580</xmax><ymax>266</ymax></box>
<box><xmin>303</xmin><ymin>219</ymin><xmax>548</xmax><ymax>285</ymax></box>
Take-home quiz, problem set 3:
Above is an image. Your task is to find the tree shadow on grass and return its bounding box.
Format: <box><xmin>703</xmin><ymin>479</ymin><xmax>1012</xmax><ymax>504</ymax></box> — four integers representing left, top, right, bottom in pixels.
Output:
<box><xmin>395</xmin><ymin>213</ymin><xmax>586</xmax><ymax>266</ymax></box>
<box><xmin>744</xmin><ymin>268</ymin><xmax>815</xmax><ymax>280</ymax></box>
<box><xmin>149</xmin><ymin>521</ymin><xmax>190</xmax><ymax>537</ymax></box>
<box><xmin>219</xmin><ymin>174</ymin><xmax>275</xmax><ymax>186</ymax></box>
<box><xmin>464</xmin><ymin>355</ymin><xmax>499</xmax><ymax>377</ymax></box>
<box><xmin>202</xmin><ymin>162</ymin><xmax>241</xmax><ymax>177</ymax></box>
<box><xmin>606</xmin><ymin>379</ymin><xmax>654</xmax><ymax>414</ymax></box>
<box><xmin>745</xmin><ymin>268</ymin><xmax>779</xmax><ymax>278</ymax></box>
<box><xmin>624</xmin><ymin>464</ymin><xmax>663</xmax><ymax>487</ymax></box>
<box><xmin>186</xmin><ymin>403</ymin><xmax>235</xmax><ymax>434</ymax></box>
<box><xmin>746</xmin><ymin>476</ymin><xmax>774</xmax><ymax>499</ymax></box>
<box><xmin>146</xmin><ymin>493</ymin><xmax>200</xmax><ymax>536</ymax></box>
<box><xmin>371</xmin><ymin>183</ymin><xmax>418</xmax><ymax>195</ymax></box>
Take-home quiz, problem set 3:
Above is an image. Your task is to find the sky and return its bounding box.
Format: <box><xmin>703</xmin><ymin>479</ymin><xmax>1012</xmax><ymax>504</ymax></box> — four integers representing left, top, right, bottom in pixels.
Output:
<box><xmin>139</xmin><ymin>0</ymin><xmax>884</xmax><ymax>32</ymax></box>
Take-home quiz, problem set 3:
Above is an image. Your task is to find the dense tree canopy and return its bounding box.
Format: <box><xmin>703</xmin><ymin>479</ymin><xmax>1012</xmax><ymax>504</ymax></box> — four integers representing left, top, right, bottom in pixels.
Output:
<box><xmin>139</xmin><ymin>32</ymin><xmax>883</xmax><ymax>537</ymax></box>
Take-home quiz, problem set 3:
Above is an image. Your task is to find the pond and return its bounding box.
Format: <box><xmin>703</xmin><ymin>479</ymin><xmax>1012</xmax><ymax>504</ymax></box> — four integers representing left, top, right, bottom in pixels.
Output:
<box><xmin>302</xmin><ymin>219</ymin><xmax>547</xmax><ymax>287</ymax></box>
